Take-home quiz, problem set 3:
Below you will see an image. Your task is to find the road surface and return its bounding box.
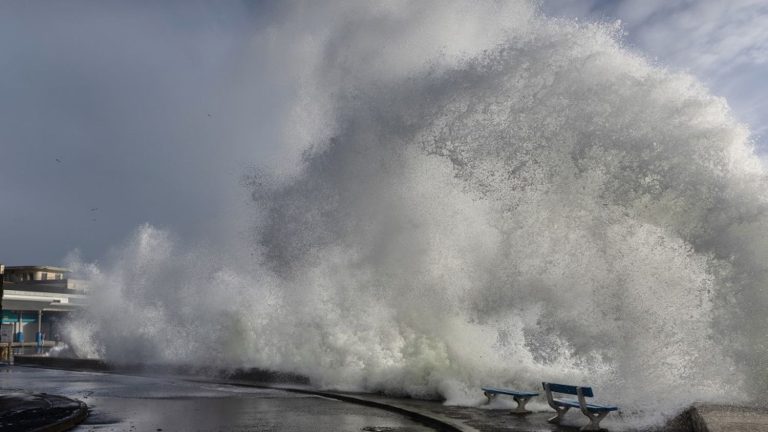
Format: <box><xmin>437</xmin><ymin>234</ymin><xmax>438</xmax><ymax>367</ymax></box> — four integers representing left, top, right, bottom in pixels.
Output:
<box><xmin>0</xmin><ymin>366</ymin><xmax>435</xmax><ymax>432</ymax></box>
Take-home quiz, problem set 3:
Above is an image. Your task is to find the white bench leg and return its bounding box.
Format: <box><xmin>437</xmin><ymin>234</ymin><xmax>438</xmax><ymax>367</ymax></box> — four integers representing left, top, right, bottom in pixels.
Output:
<box><xmin>511</xmin><ymin>396</ymin><xmax>532</xmax><ymax>414</ymax></box>
<box><xmin>579</xmin><ymin>411</ymin><xmax>609</xmax><ymax>431</ymax></box>
<box><xmin>547</xmin><ymin>406</ymin><xmax>570</xmax><ymax>424</ymax></box>
<box><xmin>483</xmin><ymin>391</ymin><xmax>495</xmax><ymax>404</ymax></box>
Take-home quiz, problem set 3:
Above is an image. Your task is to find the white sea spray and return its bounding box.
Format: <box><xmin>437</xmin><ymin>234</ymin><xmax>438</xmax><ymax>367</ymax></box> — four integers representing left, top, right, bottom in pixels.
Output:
<box><xmin>64</xmin><ymin>1</ymin><xmax>768</xmax><ymax>427</ymax></box>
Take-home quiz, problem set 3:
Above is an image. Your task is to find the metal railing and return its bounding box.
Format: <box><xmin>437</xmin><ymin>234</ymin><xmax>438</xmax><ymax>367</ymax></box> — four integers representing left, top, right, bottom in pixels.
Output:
<box><xmin>0</xmin><ymin>341</ymin><xmax>59</xmax><ymax>361</ymax></box>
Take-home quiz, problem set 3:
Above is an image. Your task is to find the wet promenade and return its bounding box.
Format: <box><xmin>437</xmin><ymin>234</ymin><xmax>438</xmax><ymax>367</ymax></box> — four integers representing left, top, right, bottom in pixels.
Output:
<box><xmin>0</xmin><ymin>367</ymin><xmax>434</xmax><ymax>432</ymax></box>
<box><xmin>3</xmin><ymin>364</ymin><xmax>767</xmax><ymax>432</ymax></box>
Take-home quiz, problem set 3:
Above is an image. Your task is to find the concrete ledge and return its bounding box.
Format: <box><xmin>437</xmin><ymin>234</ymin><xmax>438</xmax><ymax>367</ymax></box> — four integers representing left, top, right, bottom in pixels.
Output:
<box><xmin>689</xmin><ymin>403</ymin><xmax>768</xmax><ymax>432</ymax></box>
<box><xmin>263</xmin><ymin>387</ymin><xmax>476</xmax><ymax>432</ymax></box>
<box><xmin>0</xmin><ymin>392</ymin><xmax>88</xmax><ymax>432</ymax></box>
<box><xmin>31</xmin><ymin>399</ymin><xmax>88</xmax><ymax>432</ymax></box>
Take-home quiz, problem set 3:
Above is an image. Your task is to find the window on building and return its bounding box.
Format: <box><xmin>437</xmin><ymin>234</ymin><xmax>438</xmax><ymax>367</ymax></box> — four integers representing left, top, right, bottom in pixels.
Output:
<box><xmin>41</xmin><ymin>272</ymin><xmax>48</xmax><ymax>280</ymax></box>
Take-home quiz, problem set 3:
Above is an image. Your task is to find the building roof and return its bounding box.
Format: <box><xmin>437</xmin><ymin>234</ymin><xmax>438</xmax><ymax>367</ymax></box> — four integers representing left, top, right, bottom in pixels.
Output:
<box><xmin>4</xmin><ymin>266</ymin><xmax>69</xmax><ymax>273</ymax></box>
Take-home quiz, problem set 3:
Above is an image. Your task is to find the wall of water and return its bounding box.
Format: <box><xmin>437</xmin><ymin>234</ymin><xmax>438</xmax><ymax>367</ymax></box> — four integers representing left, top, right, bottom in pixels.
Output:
<box><xmin>64</xmin><ymin>1</ymin><xmax>767</xmax><ymax>426</ymax></box>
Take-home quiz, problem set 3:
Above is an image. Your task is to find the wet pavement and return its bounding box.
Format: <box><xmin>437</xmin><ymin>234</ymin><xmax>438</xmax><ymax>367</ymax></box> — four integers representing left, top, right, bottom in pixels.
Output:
<box><xmin>6</xmin><ymin>363</ymin><xmax>758</xmax><ymax>432</ymax></box>
<box><xmin>0</xmin><ymin>366</ymin><xmax>436</xmax><ymax>432</ymax></box>
<box><xmin>262</xmin><ymin>391</ymin><xmax>640</xmax><ymax>432</ymax></box>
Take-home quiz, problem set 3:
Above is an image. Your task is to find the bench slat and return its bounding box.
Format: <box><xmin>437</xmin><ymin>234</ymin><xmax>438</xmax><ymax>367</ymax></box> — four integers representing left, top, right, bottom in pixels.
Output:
<box><xmin>553</xmin><ymin>398</ymin><xmax>618</xmax><ymax>412</ymax></box>
<box><xmin>481</xmin><ymin>386</ymin><xmax>539</xmax><ymax>398</ymax></box>
<box><xmin>542</xmin><ymin>382</ymin><xmax>594</xmax><ymax>398</ymax></box>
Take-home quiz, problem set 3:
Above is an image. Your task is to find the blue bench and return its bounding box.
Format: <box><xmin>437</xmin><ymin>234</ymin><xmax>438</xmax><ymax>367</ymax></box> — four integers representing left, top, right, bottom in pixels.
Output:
<box><xmin>542</xmin><ymin>382</ymin><xmax>618</xmax><ymax>431</ymax></box>
<box><xmin>481</xmin><ymin>386</ymin><xmax>539</xmax><ymax>414</ymax></box>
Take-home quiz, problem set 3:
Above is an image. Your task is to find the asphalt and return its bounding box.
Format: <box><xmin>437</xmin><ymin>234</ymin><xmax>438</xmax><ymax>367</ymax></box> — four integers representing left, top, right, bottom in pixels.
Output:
<box><xmin>0</xmin><ymin>390</ymin><xmax>87</xmax><ymax>432</ymax></box>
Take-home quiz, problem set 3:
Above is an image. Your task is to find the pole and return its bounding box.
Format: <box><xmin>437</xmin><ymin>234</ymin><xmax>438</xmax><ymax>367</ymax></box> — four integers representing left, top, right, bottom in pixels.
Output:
<box><xmin>0</xmin><ymin>265</ymin><xmax>5</xmax><ymax>360</ymax></box>
<box><xmin>36</xmin><ymin>310</ymin><xmax>42</xmax><ymax>353</ymax></box>
<box><xmin>0</xmin><ymin>263</ymin><xmax>4</xmax><ymax>323</ymax></box>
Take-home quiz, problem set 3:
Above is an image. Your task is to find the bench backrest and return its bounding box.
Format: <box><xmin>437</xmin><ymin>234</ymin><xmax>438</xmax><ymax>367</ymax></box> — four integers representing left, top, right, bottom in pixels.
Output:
<box><xmin>542</xmin><ymin>382</ymin><xmax>594</xmax><ymax>398</ymax></box>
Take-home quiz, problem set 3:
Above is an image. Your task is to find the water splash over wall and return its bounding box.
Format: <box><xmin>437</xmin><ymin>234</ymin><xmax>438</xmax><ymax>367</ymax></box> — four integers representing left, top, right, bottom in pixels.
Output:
<box><xmin>65</xmin><ymin>1</ymin><xmax>768</xmax><ymax>426</ymax></box>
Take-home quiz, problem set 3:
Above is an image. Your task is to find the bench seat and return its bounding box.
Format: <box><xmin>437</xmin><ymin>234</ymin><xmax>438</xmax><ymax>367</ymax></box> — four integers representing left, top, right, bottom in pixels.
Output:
<box><xmin>552</xmin><ymin>398</ymin><xmax>618</xmax><ymax>412</ymax></box>
<box><xmin>543</xmin><ymin>382</ymin><xmax>618</xmax><ymax>431</ymax></box>
<box><xmin>481</xmin><ymin>386</ymin><xmax>539</xmax><ymax>398</ymax></box>
<box><xmin>481</xmin><ymin>386</ymin><xmax>539</xmax><ymax>414</ymax></box>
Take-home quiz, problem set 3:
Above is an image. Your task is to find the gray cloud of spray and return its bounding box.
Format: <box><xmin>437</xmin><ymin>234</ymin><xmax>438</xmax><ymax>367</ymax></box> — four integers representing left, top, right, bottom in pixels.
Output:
<box><xmin>65</xmin><ymin>1</ymin><xmax>768</xmax><ymax>427</ymax></box>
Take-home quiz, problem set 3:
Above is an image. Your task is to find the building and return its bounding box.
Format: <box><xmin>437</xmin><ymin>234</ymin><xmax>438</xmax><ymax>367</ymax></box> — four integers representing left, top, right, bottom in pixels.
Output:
<box><xmin>0</xmin><ymin>264</ymin><xmax>88</xmax><ymax>347</ymax></box>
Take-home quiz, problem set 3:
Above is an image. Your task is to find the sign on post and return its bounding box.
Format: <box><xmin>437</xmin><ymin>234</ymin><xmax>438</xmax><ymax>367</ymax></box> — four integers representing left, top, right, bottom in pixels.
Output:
<box><xmin>0</xmin><ymin>324</ymin><xmax>11</xmax><ymax>343</ymax></box>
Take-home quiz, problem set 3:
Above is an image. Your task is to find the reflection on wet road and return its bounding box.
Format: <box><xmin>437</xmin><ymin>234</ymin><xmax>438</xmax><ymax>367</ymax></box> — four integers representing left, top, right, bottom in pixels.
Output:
<box><xmin>0</xmin><ymin>366</ymin><xmax>435</xmax><ymax>432</ymax></box>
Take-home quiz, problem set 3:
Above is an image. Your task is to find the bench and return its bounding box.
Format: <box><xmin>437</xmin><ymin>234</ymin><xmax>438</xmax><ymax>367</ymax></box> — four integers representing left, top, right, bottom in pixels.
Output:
<box><xmin>481</xmin><ymin>386</ymin><xmax>539</xmax><ymax>414</ymax></box>
<box><xmin>542</xmin><ymin>382</ymin><xmax>618</xmax><ymax>431</ymax></box>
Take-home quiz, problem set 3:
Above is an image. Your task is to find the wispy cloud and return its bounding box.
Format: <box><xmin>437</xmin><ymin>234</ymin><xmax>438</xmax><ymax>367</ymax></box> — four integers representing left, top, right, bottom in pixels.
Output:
<box><xmin>615</xmin><ymin>0</ymin><xmax>768</xmax><ymax>75</ymax></box>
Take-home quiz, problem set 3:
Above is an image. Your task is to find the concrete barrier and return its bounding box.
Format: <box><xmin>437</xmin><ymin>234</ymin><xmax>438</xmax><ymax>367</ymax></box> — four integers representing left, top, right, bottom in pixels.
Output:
<box><xmin>689</xmin><ymin>404</ymin><xmax>768</xmax><ymax>432</ymax></box>
<box><xmin>13</xmin><ymin>355</ymin><xmax>309</xmax><ymax>384</ymax></box>
<box><xmin>14</xmin><ymin>355</ymin><xmax>110</xmax><ymax>371</ymax></box>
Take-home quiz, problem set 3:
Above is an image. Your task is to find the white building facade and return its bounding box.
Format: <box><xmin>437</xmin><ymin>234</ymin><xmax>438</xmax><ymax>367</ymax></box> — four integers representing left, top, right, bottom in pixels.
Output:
<box><xmin>0</xmin><ymin>265</ymin><xmax>88</xmax><ymax>346</ymax></box>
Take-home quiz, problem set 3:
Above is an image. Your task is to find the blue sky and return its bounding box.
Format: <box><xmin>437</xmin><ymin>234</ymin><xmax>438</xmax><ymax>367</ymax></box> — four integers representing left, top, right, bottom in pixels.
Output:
<box><xmin>1</xmin><ymin>0</ymin><xmax>766</xmax><ymax>265</ymax></box>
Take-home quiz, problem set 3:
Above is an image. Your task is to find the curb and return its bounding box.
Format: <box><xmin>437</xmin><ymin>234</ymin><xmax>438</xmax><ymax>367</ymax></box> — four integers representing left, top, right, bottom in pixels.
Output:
<box><xmin>30</xmin><ymin>399</ymin><xmax>88</xmax><ymax>432</ymax></box>
<box><xmin>0</xmin><ymin>392</ymin><xmax>89</xmax><ymax>432</ymax></box>
<box><xmin>284</xmin><ymin>388</ymin><xmax>477</xmax><ymax>432</ymax></box>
